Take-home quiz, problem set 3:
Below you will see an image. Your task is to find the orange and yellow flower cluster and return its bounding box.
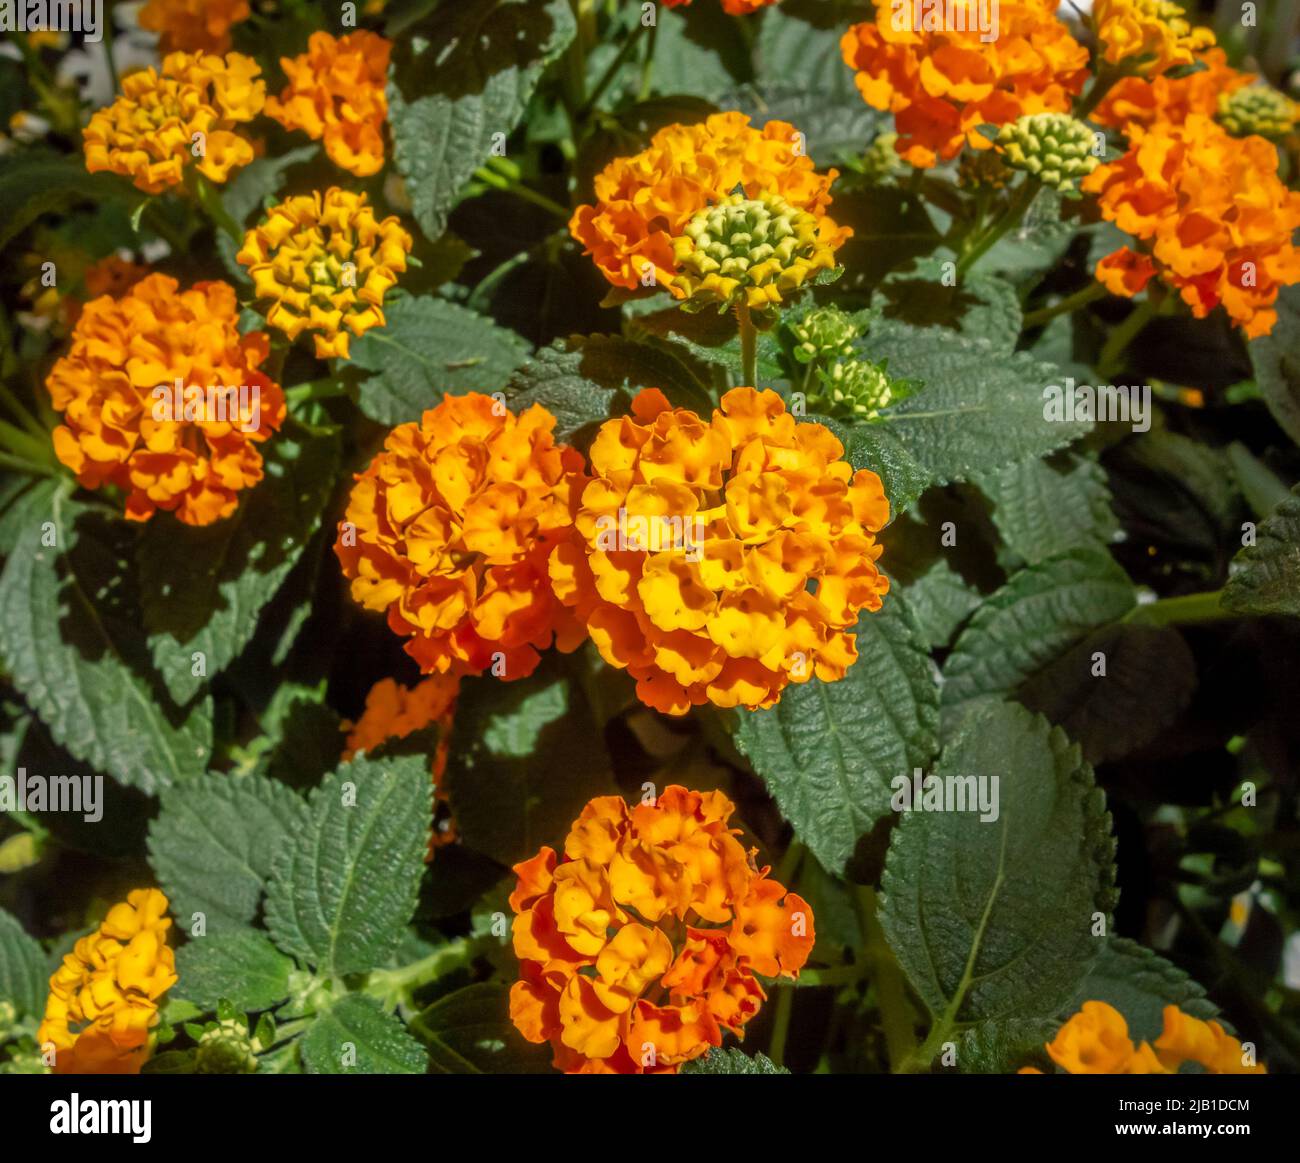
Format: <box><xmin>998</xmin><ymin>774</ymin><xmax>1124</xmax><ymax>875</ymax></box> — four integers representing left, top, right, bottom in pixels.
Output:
<box><xmin>1024</xmin><ymin>1001</ymin><xmax>1267</xmax><ymax>1074</ymax></box>
<box><xmin>46</xmin><ymin>273</ymin><xmax>285</xmax><ymax>526</ymax></box>
<box><xmin>509</xmin><ymin>786</ymin><xmax>814</xmax><ymax>1073</ymax></box>
<box><xmin>266</xmin><ymin>31</ymin><xmax>392</xmax><ymax>177</ymax></box>
<box><xmin>138</xmin><ymin>0</ymin><xmax>251</xmax><ymax>54</ymax></box>
<box><xmin>334</xmin><ymin>393</ymin><xmax>589</xmax><ymax>680</ymax></box>
<box><xmin>37</xmin><ymin>889</ymin><xmax>177</xmax><ymax>1075</ymax></box>
<box><xmin>840</xmin><ymin>0</ymin><xmax>1089</xmax><ymax>168</ymax></box>
<box><xmin>570</xmin><ymin>111</ymin><xmax>849</xmax><ymax>297</ymax></box>
<box><xmin>549</xmin><ymin>387</ymin><xmax>890</xmax><ymax>715</ymax></box>
<box><xmin>236</xmin><ymin>188</ymin><xmax>412</xmax><ymax>359</ymax></box>
<box><xmin>1083</xmin><ymin>114</ymin><xmax>1300</xmax><ymax>338</ymax></box>
<box><xmin>342</xmin><ymin>675</ymin><xmax>461</xmax><ymax>851</ymax></box>
<box><xmin>1092</xmin><ymin>0</ymin><xmax>1215</xmax><ymax>75</ymax></box>
<box><xmin>1092</xmin><ymin>47</ymin><xmax>1250</xmax><ymax>131</ymax></box>
<box><xmin>83</xmin><ymin>51</ymin><xmax>265</xmax><ymax>194</ymax></box>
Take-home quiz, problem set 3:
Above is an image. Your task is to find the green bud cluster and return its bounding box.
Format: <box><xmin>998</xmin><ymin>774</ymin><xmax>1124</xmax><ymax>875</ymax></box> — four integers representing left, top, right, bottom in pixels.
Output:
<box><xmin>859</xmin><ymin>132</ymin><xmax>907</xmax><ymax>184</ymax></box>
<box><xmin>996</xmin><ymin>113</ymin><xmax>1099</xmax><ymax>192</ymax></box>
<box><xmin>195</xmin><ymin>1018</ymin><xmax>259</xmax><ymax>1074</ymax></box>
<box><xmin>807</xmin><ymin>358</ymin><xmax>897</xmax><ymax>420</ymax></box>
<box><xmin>789</xmin><ymin>305</ymin><xmax>860</xmax><ymax>365</ymax></box>
<box><xmin>1218</xmin><ymin>85</ymin><xmax>1298</xmax><ymax>140</ymax></box>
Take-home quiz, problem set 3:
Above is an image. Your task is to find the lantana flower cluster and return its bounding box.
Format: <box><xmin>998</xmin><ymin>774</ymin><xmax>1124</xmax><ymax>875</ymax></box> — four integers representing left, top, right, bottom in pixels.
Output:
<box><xmin>840</xmin><ymin>0</ymin><xmax>1090</xmax><ymax>167</ymax></box>
<box><xmin>1092</xmin><ymin>0</ymin><xmax>1215</xmax><ymax>75</ymax></box>
<box><xmin>83</xmin><ymin>51</ymin><xmax>265</xmax><ymax>193</ymax></box>
<box><xmin>46</xmin><ymin>273</ymin><xmax>285</xmax><ymax>525</ymax></box>
<box><xmin>138</xmin><ymin>0</ymin><xmax>251</xmax><ymax>54</ymax></box>
<box><xmin>37</xmin><ymin>889</ymin><xmax>177</xmax><ymax>1075</ymax></box>
<box><xmin>1024</xmin><ymin>1001</ymin><xmax>1267</xmax><ymax>1074</ymax></box>
<box><xmin>569</xmin><ymin>111</ymin><xmax>850</xmax><ymax>297</ymax></box>
<box><xmin>509</xmin><ymin>786</ymin><xmax>814</xmax><ymax>1073</ymax></box>
<box><xmin>334</xmin><ymin>393</ymin><xmax>590</xmax><ymax>681</ymax></box>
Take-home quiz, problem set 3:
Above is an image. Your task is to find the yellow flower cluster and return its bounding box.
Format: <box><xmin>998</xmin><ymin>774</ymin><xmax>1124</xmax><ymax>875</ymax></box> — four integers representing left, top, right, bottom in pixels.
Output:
<box><xmin>335</xmin><ymin>393</ymin><xmax>590</xmax><ymax>680</ymax></box>
<box><xmin>265</xmin><ymin>31</ymin><xmax>392</xmax><ymax>177</ymax></box>
<box><xmin>37</xmin><ymin>889</ymin><xmax>177</xmax><ymax>1075</ymax></box>
<box><xmin>1023</xmin><ymin>1001</ymin><xmax>1267</xmax><ymax>1074</ymax></box>
<box><xmin>1093</xmin><ymin>0</ymin><xmax>1215</xmax><ymax>75</ymax></box>
<box><xmin>83</xmin><ymin>51</ymin><xmax>265</xmax><ymax>194</ymax></box>
<box><xmin>236</xmin><ymin>188</ymin><xmax>412</xmax><ymax>359</ymax></box>
<box><xmin>549</xmin><ymin>387</ymin><xmax>890</xmax><ymax>715</ymax></box>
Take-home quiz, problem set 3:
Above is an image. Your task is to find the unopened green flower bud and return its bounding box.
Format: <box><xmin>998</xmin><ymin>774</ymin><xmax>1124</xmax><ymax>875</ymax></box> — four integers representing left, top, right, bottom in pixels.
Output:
<box><xmin>995</xmin><ymin>113</ymin><xmax>1099</xmax><ymax>192</ymax></box>
<box><xmin>671</xmin><ymin>192</ymin><xmax>838</xmax><ymax>310</ymax></box>
<box><xmin>789</xmin><ymin>305</ymin><xmax>860</xmax><ymax>365</ymax></box>
<box><xmin>195</xmin><ymin>1018</ymin><xmax>258</xmax><ymax>1074</ymax></box>
<box><xmin>859</xmin><ymin>132</ymin><xmax>906</xmax><ymax>184</ymax></box>
<box><xmin>1218</xmin><ymin>85</ymin><xmax>1298</xmax><ymax>140</ymax></box>
<box><xmin>807</xmin><ymin>358</ymin><xmax>896</xmax><ymax>420</ymax></box>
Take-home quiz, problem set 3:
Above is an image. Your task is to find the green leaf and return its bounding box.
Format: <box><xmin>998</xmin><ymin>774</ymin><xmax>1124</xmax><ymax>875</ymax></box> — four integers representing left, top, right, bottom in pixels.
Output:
<box><xmin>415</xmin><ymin>984</ymin><xmax>551</xmax><ymax>1073</ymax></box>
<box><xmin>140</xmin><ymin>425</ymin><xmax>341</xmax><ymax>704</ymax></box>
<box><xmin>955</xmin><ymin>1017</ymin><xmax>1058</xmax><ymax>1074</ymax></box>
<box><xmin>0</xmin><ymin>907</ymin><xmax>47</xmax><ymax>1019</ymax></box>
<box><xmin>833</xmin><ymin>418</ymin><xmax>931</xmax><ymax>515</ymax></box>
<box><xmin>301</xmin><ymin>993</ymin><xmax>427</xmax><ymax>1074</ymax></box>
<box><xmin>1223</xmin><ymin>486</ymin><xmax>1300</xmax><ymax>616</ymax></box>
<box><xmin>1019</xmin><ymin>623</ymin><xmax>1196</xmax><ymax>765</ymax></box>
<box><xmin>941</xmin><ymin>549</ymin><xmax>1136</xmax><ymax>737</ymax></box>
<box><xmin>720</xmin><ymin>83</ymin><xmax>879</xmax><ymax>170</ymax></box>
<box><xmin>652</xmin><ymin>2</ymin><xmax>752</xmax><ymax>102</ymax></box>
<box><xmin>0</xmin><ymin>485</ymin><xmax>212</xmax><ymax>792</ymax></box>
<box><xmin>834</xmin><ymin>188</ymin><xmax>943</xmax><ymax>292</ymax></box>
<box><xmin>0</xmin><ymin>152</ymin><xmax>131</xmax><ymax>253</ymax></box>
<box><xmin>387</xmin><ymin>0</ymin><xmax>576</xmax><ymax>242</ymax></box>
<box><xmin>148</xmin><ymin>772</ymin><xmax>308</xmax><ymax>933</ymax></box>
<box><xmin>877</xmin><ymin>262</ymin><xmax>1023</xmax><ymax>356</ymax></box>
<box><xmin>1247</xmin><ymin>283</ymin><xmax>1300</xmax><ymax>446</ymax></box>
<box><xmin>265</xmin><ymin>754</ymin><xmax>432</xmax><ymax>976</ymax></box>
<box><xmin>864</xmin><ymin>320</ymin><xmax>1093</xmax><ymax>489</ymax></box>
<box><xmin>974</xmin><ymin>452</ymin><xmax>1119</xmax><ymax>566</ymax></box>
<box><xmin>349</xmin><ymin>292</ymin><xmax>531</xmax><ymax>426</ymax></box>
<box><xmin>1065</xmin><ymin>937</ymin><xmax>1219</xmax><ymax>1043</ymax></box>
<box><xmin>681</xmin><ymin>1047</ymin><xmax>790</xmax><ymax>1074</ymax></box>
<box><xmin>623</xmin><ymin>295</ymin><xmax>785</xmax><ymax>388</ymax></box>
<box><xmin>754</xmin><ymin>0</ymin><xmax>874</xmax><ymax>108</ymax></box>
<box><xmin>506</xmin><ymin>334</ymin><xmax>711</xmax><ymax>447</ymax></box>
<box><xmin>881</xmin><ymin>703</ymin><xmax>1117</xmax><ymax>1029</ymax></box>
<box><xmin>175</xmin><ymin>928</ymin><xmax>295</xmax><ymax>1013</ymax></box>
<box><xmin>734</xmin><ymin>595</ymin><xmax>940</xmax><ymax>875</ymax></box>
<box><xmin>446</xmin><ymin>661</ymin><xmax>616</xmax><ymax>868</ymax></box>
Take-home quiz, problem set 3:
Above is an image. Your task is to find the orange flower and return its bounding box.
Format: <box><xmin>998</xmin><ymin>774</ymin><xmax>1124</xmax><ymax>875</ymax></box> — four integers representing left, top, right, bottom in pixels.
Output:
<box><xmin>265</xmin><ymin>31</ymin><xmax>392</xmax><ymax>177</ymax></box>
<box><xmin>663</xmin><ymin>0</ymin><xmax>779</xmax><ymax>12</ymax></box>
<box><xmin>342</xmin><ymin>675</ymin><xmax>460</xmax><ymax>851</ymax></box>
<box><xmin>1042</xmin><ymin>1001</ymin><xmax>1266</xmax><ymax>1074</ymax></box>
<box><xmin>569</xmin><ymin>111</ymin><xmax>849</xmax><ymax>298</ymax></box>
<box><xmin>1093</xmin><ymin>48</ymin><xmax>1251</xmax><ymax>131</ymax></box>
<box><xmin>37</xmin><ymin>889</ymin><xmax>177</xmax><ymax>1075</ymax></box>
<box><xmin>83</xmin><ymin>51</ymin><xmax>264</xmax><ymax>194</ymax></box>
<box><xmin>138</xmin><ymin>0</ymin><xmax>250</xmax><ymax>54</ymax></box>
<box><xmin>46</xmin><ymin>273</ymin><xmax>285</xmax><ymax>526</ymax></box>
<box><xmin>509</xmin><ymin>786</ymin><xmax>813</xmax><ymax>1073</ymax></box>
<box><xmin>1082</xmin><ymin>114</ymin><xmax>1300</xmax><ymax>338</ymax></box>
<box><xmin>335</xmin><ymin>393</ymin><xmax>589</xmax><ymax>680</ymax></box>
<box><xmin>549</xmin><ymin>387</ymin><xmax>889</xmax><ymax>716</ymax></box>
<box><xmin>1093</xmin><ymin>0</ymin><xmax>1215</xmax><ymax>75</ymax></box>
<box><xmin>840</xmin><ymin>0</ymin><xmax>1089</xmax><ymax>168</ymax></box>
<box><xmin>236</xmin><ymin>188</ymin><xmax>411</xmax><ymax>359</ymax></box>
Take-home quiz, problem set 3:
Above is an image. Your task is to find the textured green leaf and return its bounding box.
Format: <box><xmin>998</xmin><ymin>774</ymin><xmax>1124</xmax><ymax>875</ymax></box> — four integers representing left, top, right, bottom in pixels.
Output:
<box><xmin>506</xmin><ymin>334</ymin><xmax>711</xmax><ymax>447</ymax></box>
<box><xmin>148</xmin><ymin>773</ymin><xmax>308</xmax><ymax>933</ymax></box>
<box><xmin>0</xmin><ymin>485</ymin><xmax>212</xmax><ymax>792</ymax></box>
<box><xmin>955</xmin><ymin>1017</ymin><xmax>1058</xmax><ymax>1074</ymax></box>
<box><xmin>681</xmin><ymin>1047</ymin><xmax>791</xmax><ymax>1075</ymax></box>
<box><xmin>0</xmin><ymin>153</ymin><xmax>131</xmax><ymax>253</ymax></box>
<box><xmin>415</xmin><ymin>984</ymin><xmax>551</xmax><ymax>1073</ymax></box>
<box><xmin>1065</xmin><ymin>937</ymin><xmax>1218</xmax><ymax>1043</ymax></box>
<box><xmin>652</xmin><ymin>1</ymin><xmax>751</xmax><ymax>102</ymax></box>
<box><xmin>622</xmin><ymin>295</ymin><xmax>785</xmax><ymax>388</ymax></box>
<box><xmin>387</xmin><ymin>0</ymin><xmax>576</xmax><ymax>241</ymax></box>
<box><xmin>1019</xmin><ymin>623</ymin><xmax>1196</xmax><ymax>765</ymax></box>
<box><xmin>265</xmin><ymin>754</ymin><xmax>431</xmax><ymax>976</ymax></box>
<box><xmin>1223</xmin><ymin>485</ymin><xmax>1300</xmax><ymax>616</ymax></box>
<box><xmin>0</xmin><ymin>907</ymin><xmax>47</xmax><ymax>1019</ymax></box>
<box><xmin>941</xmin><ymin>549</ymin><xmax>1136</xmax><ymax>736</ymax></box>
<box><xmin>975</xmin><ymin>452</ymin><xmax>1119</xmax><ymax>566</ymax></box>
<box><xmin>864</xmin><ymin>320</ymin><xmax>1093</xmax><ymax>487</ymax></box>
<box><xmin>175</xmin><ymin>928</ymin><xmax>295</xmax><ymax>1013</ymax></box>
<box><xmin>754</xmin><ymin>0</ymin><xmax>873</xmax><ymax>106</ymax></box>
<box><xmin>834</xmin><ymin>188</ymin><xmax>944</xmax><ymax>291</ymax></box>
<box><xmin>1247</xmin><ymin>283</ymin><xmax>1300</xmax><ymax>446</ymax></box>
<box><xmin>877</xmin><ymin>262</ymin><xmax>1023</xmax><ymax>356</ymax></box>
<box><xmin>349</xmin><ymin>292</ymin><xmax>531</xmax><ymax>426</ymax></box>
<box><xmin>734</xmin><ymin>596</ymin><xmax>940</xmax><ymax>875</ymax></box>
<box><xmin>891</xmin><ymin>556</ymin><xmax>983</xmax><ymax>651</ymax></box>
<box><xmin>819</xmin><ymin>414</ymin><xmax>930</xmax><ymax>515</ymax></box>
<box><xmin>140</xmin><ymin>426</ymin><xmax>340</xmax><ymax>704</ymax></box>
<box><xmin>301</xmin><ymin>993</ymin><xmax>427</xmax><ymax>1074</ymax></box>
<box><xmin>881</xmin><ymin>703</ymin><xmax>1117</xmax><ymax>1029</ymax></box>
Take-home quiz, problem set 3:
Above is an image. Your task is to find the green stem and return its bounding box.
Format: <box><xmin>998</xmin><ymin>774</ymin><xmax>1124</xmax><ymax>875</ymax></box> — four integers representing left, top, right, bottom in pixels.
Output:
<box><xmin>858</xmin><ymin>887</ymin><xmax>916</xmax><ymax>1070</ymax></box>
<box><xmin>1075</xmin><ymin>63</ymin><xmax>1123</xmax><ymax>120</ymax></box>
<box><xmin>956</xmin><ymin>179</ymin><xmax>1038</xmax><ymax>280</ymax></box>
<box><xmin>1096</xmin><ymin>295</ymin><xmax>1158</xmax><ymax>380</ymax></box>
<box><xmin>102</xmin><ymin>7</ymin><xmax>120</xmax><ymax>95</ymax></box>
<box><xmin>736</xmin><ymin>300</ymin><xmax>758</xmax><ymax>388</ymax></box>
<box><xmin>473</xmin><ymin>167</ymin><xmax>572</xmax><ymax>220</ymax></box>
<box><xmin>578</xmin><ymin>20</ymin><xmax>646</xmax><ymax>117</ymax></box>
<box><xmin>639</xmin><ymin>16</ymin><xmax>658</xmax><ymax>100</ymax></box>
<box><xmin>1022</xmin><ymin>282</ymin><xmax>1108</xmax><ymax>328</ymax></box>
<box><xmin>286</xmin><ymin>378</ymin><xmax>352</xmax><ymax>405</ymax></box>
<box><xmin>768</xmin><ymin>976</ymin><xmax>795</xmax><ymax>1067</ymax></box>
<box><xmin>0</xmin><ymin>418</ymin><xmax>54</xmax><ymax>465</ymax></box>
<box><xmin>365</xmin><ymin>936</ymin><xmax>482</xmax><ymax>1004</ymax></box>
<box><xmin>0</xmin><ymin>450</ymin><xmax>61</xmax><ymax>478</ymax></box>
<box><xmin>0</xmin><ymin>381</ymin><xmax>48</xmax><ymax>439</ymax></box>
<box><xmin>189</xmin><ymin>171</ymin><xmax>243</xmax><ymax>243</ymax></box>
<box><xmin>1123</xmin><ymin>589</ymin><xmax>1232</xmax><ymax>628</ymax></box>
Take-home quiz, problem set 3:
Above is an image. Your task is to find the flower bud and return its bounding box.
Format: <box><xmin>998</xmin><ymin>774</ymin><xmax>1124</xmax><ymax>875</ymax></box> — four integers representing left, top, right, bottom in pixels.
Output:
<box><xmin>1218</xmin><ymin>85</ymin><xmax>1299</xmax><ymax>140</ymax></box>
<box><xmin>996</xmin><ymin>113</ymin><xmax>1099</xmax><ymax>192</ymax></box>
